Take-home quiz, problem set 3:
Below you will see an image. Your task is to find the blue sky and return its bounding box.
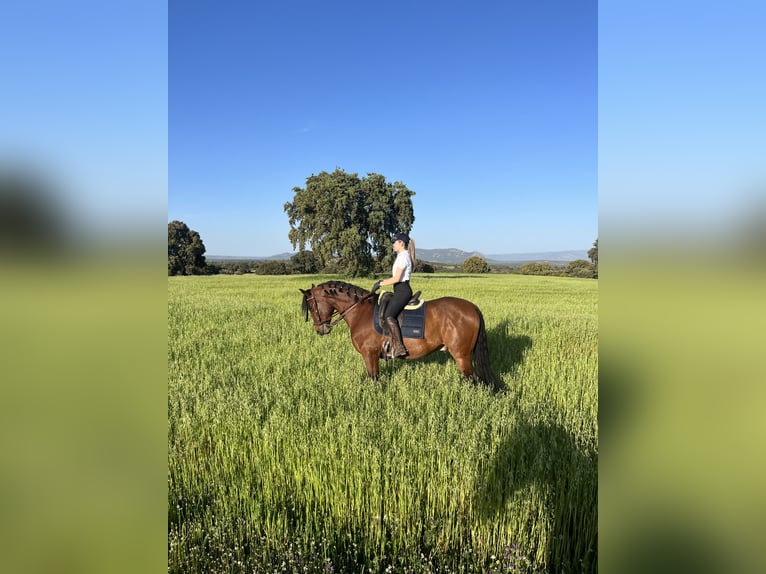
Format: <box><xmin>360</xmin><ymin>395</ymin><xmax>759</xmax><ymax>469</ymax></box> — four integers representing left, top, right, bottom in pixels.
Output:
<box><xmin>169</xmin><ymin>1</ymin><xmax>598</xmax><ymax>257</ymax></box>
<box><xmin>2</xmin><ymin>1</ymin><xmax>167</xmax><ymax>234</ymax></box>
<box><xmin>4</xmin><ymin>2</ymin><xmax>761</xmax><ymax>258</ymax></box>
<box><xmin>599</xmin><ymin>1</ymin><xmax>766</xmax><ymax>241</ymax></box>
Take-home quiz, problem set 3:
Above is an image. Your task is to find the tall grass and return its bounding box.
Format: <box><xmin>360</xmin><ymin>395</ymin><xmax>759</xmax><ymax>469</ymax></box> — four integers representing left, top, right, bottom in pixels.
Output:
<box><xmin>168</xmin><ymin>274</ymin><xmax>597</xmax><ymax>573</ymax></box>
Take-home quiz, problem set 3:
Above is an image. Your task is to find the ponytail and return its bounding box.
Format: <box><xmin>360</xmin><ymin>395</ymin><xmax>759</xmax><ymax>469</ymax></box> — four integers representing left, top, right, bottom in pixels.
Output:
<box><xmin>408</xmin><ymin>238</ymin><xmax>416</xmax><ymax>266</ymax></box>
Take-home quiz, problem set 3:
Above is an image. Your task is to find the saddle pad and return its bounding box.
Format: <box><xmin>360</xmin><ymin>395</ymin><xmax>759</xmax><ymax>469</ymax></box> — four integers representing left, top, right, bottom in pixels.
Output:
<box><xmin>373</xmin><ymin>300</ymin><xmax>426</xmax><ymax>339</ymax></box>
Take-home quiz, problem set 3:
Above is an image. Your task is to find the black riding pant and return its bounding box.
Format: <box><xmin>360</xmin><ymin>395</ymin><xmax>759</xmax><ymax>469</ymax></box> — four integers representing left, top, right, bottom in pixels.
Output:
<box><xmin>384</xmin><ymin>281</ymin><xmax>412</xmax><ymax>320</ymax></box>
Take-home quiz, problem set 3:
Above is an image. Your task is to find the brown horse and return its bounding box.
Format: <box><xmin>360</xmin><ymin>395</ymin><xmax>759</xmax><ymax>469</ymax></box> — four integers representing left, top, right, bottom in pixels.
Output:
<box><xmin>300</xmin><ymin>281</ymin><xmax>500</xmax><ymax>390</ymax></box>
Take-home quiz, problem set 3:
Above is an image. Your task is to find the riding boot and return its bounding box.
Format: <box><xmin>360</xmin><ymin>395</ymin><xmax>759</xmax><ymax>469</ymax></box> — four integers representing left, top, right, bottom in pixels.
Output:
<box><xmin>385</xmin><ymin>317</ymin><xmax>408</xmax><ymax>358</ymax></box>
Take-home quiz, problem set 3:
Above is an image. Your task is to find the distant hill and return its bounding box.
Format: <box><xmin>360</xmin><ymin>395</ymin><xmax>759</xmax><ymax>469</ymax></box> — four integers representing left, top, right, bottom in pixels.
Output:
<box><xmin>417</xmin><ymin>248</ymin><xmax>588</xmax><ymax>265</ymax></box>
<box><xmin>208</xmin><ymin>249</ymin><xmax>588</xmax><ymax>265</ymax></box>
<box><xmin>416</xmin><ymin>248</ymin><xmax>485</xmax><ymax>264</ymax></box>
<box><xmin>485</xmin><ymin>250</ymin><xmax>589</xmax><ymax>264</ymax></box>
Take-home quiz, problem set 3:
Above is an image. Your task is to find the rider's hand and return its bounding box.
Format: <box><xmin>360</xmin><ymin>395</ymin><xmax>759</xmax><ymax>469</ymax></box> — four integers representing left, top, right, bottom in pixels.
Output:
<box><xmin>371</xmin><ymin>281</ymin><xmax>381</xmax><ymax>294</ymax></box>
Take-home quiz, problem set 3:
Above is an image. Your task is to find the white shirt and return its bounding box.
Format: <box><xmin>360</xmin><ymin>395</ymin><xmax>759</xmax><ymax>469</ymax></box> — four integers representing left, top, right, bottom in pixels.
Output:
<box><xmin>393</xmin><ymin>251</ymin><xmax>412</xmax><ymax>282</ymax></box>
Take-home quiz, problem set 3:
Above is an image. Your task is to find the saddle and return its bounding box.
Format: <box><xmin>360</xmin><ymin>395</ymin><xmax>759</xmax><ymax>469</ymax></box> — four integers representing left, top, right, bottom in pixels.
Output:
<box><xmin>377</xmin><ymin>290</ymin><xmax>422</xmax><ymax>329</ymax></box>
<box><xmin>374</xmin><ymin>290</ymin><xmax>425</xmax><ymax>359</ymax></box>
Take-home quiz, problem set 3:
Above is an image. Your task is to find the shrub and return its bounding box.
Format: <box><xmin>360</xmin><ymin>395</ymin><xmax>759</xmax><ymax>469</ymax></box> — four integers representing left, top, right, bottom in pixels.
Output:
<box><xmin>462</xmin><ymin>256</ymin><xmax>490</xmax><ymax>273</ymax></box>
<box><xmin>414</xmin><ymin>261</ymin><xmax>435</xmax><ymax>273</ymax></box>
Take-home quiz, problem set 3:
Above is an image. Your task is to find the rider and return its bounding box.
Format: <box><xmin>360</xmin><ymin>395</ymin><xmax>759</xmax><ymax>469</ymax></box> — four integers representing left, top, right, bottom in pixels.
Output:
<box><xmin>371</xmin><ymin>233</ymin><xmax>415</xmax><ymax>358</ymax></box>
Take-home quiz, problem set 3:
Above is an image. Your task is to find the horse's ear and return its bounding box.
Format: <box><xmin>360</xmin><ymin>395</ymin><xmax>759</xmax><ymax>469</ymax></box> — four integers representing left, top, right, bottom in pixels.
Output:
<box><xmin>311</xmin><ymin>283</ymin><xmax>315</xmax><ymax>288</ymax></box>
<box><xmin>299</xmin><ymin>288</ymin><xmax>306</xmax><ymax>294</ymax></box>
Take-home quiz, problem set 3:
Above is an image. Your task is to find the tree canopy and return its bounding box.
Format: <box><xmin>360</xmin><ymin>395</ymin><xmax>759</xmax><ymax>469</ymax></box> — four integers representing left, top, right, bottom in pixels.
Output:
<box><xmin>284</xmin><ymin>169</ymin><xmax>415</xmax><ymax>277</ymax></box>
<box><xmin>564</xmin><ymin>259</ymin><xmax>596</xmax><ymax>278</ymax></box>
<box><xmin>290</xmin><ymin>250</ymin><xmax>320</xmax><ymax>274</ymax></box>
<box><xmin>168</xmin><ymin>220</ymin><xmax>208</xmax><ymax>275</ymax></box>
<box><xmin>587</xmin><ymin>239</ymin><xmax>598</xmax><ymax>278</ymax></box>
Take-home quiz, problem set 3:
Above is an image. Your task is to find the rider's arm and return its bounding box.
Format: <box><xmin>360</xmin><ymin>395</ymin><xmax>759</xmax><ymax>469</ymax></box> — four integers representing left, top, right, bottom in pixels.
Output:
<box><xmin>380</xmin><ymin>265</ymin><xmax>404</xmax><ymax>286</ymax></box>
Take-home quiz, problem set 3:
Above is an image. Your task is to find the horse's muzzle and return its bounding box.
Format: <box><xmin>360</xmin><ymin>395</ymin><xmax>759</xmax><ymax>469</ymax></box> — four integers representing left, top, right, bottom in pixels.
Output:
<box><xmin>316</xmin><ymin>323</ymin><xmax>332</xmax><ymax>335</ymax></box>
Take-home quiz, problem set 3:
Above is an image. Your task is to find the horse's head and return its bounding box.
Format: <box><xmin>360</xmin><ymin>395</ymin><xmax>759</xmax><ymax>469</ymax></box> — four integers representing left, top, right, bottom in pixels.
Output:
<box><xmin>300</xmin><ymin>281</ymin><xmax>370</xmax><ymax>335</ymax></box>
<box><xmin>299</xmin><ymin>283</ymin><xmax>337</xmax><ymax>335</ymax></box>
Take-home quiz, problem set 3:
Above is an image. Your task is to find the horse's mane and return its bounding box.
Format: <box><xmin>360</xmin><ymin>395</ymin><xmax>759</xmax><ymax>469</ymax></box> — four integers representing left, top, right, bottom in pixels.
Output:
<box><xmin>316</xmin><ymin>281</ymin><xmax>371</xmax><ymax>299</ymax></box>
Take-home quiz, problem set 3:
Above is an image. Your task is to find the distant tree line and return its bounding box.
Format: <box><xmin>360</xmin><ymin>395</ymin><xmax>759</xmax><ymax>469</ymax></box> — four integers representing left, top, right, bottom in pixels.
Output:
<box><xmin>205</xmin><ymin>251</ymin><xmax>318</xmax><ymax>275</ymax></box>
<box><xmin>170</xmin><ymin>214</ymin><xmax>598</xmax><ymax>280</ymax></box>
<box><xmin>517</xmin><ymin>260</ymin><xmax>596</xmax><ymax>278</ymax></box>
<box><xmin>205</xmin><ymin>253</ymin><xmax>597</xmax><ymax>279</ymax></box>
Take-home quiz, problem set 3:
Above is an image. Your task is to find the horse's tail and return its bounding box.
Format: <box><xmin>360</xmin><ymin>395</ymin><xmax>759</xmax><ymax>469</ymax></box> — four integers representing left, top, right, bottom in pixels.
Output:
<box><xmin>472</xmin><ymin>307</ymin><xmax>501</xmax><ymax>391</ymax></box>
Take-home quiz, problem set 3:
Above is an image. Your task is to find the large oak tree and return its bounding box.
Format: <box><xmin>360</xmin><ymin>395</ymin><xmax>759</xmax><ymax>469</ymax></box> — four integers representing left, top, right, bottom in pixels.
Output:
<box><xmin>168</xmin><ymin>220</ymin><xmax>208</xmax><ymax>275</ymax></box>
<box><xmin>284</xmin><ymin>169</ymin><xmax>415</xmax><ymax>276</ymax></box>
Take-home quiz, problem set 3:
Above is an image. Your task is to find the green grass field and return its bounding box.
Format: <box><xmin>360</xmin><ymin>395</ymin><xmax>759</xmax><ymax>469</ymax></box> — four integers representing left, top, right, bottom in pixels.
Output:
<box><xmin>168</xmin><ymin>273</ymin><xmax>598</xmax><ymax>573</ymax></box>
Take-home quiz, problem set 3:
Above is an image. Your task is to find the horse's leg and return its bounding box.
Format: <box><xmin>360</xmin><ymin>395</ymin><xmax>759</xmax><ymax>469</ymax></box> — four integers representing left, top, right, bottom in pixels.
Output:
<box><xmin>451</xmin><ymin>351</ymin><xmax>476</xmax><ymax>381</ymax></box>
<box><xmin>362</xmin><ymin>351</ymin><xmax>380</xmax><ymax>380</ymax></box>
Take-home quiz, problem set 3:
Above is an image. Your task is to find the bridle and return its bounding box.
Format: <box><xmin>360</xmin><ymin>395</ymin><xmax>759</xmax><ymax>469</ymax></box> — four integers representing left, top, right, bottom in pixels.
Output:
<box><xmin>304</xmin><ymin>291</ymin><xmax>374</xmax><ymax>329</ymax></box>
